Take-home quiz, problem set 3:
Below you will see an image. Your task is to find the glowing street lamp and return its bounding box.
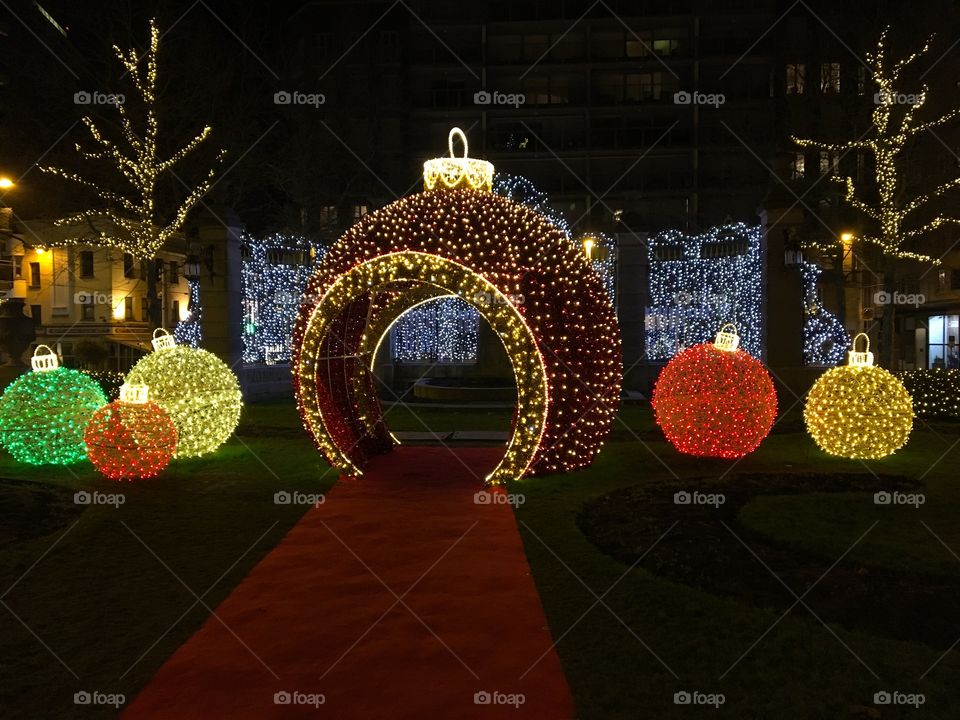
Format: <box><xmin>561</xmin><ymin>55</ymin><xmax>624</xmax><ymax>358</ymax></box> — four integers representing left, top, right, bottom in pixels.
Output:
<box><xmin>0</xmin><ymin>177</ymin><xmax>14</xmax><ymax>190</ymax></box>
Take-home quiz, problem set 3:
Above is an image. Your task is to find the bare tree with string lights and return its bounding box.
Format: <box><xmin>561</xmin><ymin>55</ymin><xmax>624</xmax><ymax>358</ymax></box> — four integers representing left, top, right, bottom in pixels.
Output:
<box><xmin>41</xmin><ymin>18</ymin><xmax>225</xmax><ymax>327</ymax></box>
<box><xmin>792</xmin><ymin>28</ymin><xmax>960</xmax><ymax>365</ymax></box>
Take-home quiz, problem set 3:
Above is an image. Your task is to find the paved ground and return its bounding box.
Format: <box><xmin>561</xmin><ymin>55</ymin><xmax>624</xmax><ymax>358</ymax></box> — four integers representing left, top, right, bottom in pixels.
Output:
<box><xmin>124</xmin><ymin>447</ymin><xmax>573</xmax><ymax>719</ymax></box>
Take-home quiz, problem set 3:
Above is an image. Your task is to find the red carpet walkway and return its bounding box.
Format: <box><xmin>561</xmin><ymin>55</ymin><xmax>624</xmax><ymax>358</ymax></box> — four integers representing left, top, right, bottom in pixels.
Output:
<box><xmin>124</xmin><ymin>447</ymin><xmax>574</xmax><ymax>719</ymax></box>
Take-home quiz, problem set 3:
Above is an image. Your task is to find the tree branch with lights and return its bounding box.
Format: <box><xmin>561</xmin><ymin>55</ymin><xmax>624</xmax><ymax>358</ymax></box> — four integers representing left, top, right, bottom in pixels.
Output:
<box><xmin>791</xmin><ymin>28</ymin><xmax>960</xmax><ymax>265</ymax></box>
<box><xmin>40</xmin><ymin>18</ymin><xmax>226</xmax><ymax>260</ymax></box>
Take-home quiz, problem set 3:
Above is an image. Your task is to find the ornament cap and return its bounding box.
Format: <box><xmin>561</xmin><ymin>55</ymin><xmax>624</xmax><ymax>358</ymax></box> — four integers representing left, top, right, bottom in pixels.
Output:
<box><xmin>713</xmin><ymin>323</ymin><xmax>740</xmax><ymax>352</ymax></box>
<box><xmin>423</xmin><ymin>127</ymin><xmax>494</xmax><ymax>192</ymax></box>
<box><xmin>31</xmin><ymin>344</ymin><xmax>60</xmax><ymax>372</ymax></box>
<box><xmin>119</xmin><ymin>383</ymin><xmax>150</xmax><ymax>404</ymax></box>
<box><xmin>847</xmin><ymin>332</ymin><xmax>874</xmax><ymax>367</ymax></box>
<box><xmin>152</xmin><ymin>328</ymin><xmax>176</xmax><ymax>352</ymax></box>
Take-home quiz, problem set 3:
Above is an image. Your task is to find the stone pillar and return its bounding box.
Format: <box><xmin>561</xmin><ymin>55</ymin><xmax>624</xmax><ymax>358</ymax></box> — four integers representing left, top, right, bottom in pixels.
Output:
<box><xmin>195</xmin><ymin>206</ymin><xmax>243</xmax><ymax>368</ymax></box>
<box><xmin>615</xmin><ymin>232</ymin><xmax>648</xmax><ymax>390</ymax></box>
<box><xmin>762</xmin><ymin>207</ymin><xmax>805</xmax><ymax>368</ymax></box>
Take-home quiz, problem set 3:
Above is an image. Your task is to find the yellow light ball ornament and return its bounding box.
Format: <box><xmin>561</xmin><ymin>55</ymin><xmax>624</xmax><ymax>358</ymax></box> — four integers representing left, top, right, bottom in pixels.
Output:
<box><xmin>125</xmin><ymin>330</ymin><xmax>242</xmax><ymax>457</ymax></box>
<box><xmin>804</xmin><ymin>333</ymin><xmax>913</xmax><ymax>459</ymax></box>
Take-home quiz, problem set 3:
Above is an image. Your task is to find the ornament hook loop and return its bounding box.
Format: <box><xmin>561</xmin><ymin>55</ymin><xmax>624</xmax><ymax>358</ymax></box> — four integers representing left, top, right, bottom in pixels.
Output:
<box><xmin>714</xmin><ymin>323</ymin><xmax>740</xmax><ymax>352</ymax></box>
<box><xmin>847</xmin><ymin>332</ymin><xmax>874</xmax><ymax>366</ymax></box>
<box><xmin>151</xmin><ymin>327</ymin><xmax>176</xmax><ymax>352</ymax></box>
<box><xmin>31</xmin><ymin>344</ymin><xmax>60</xmax><ymax>372</ymax></box>
<box><xmin>119</xmin><ymin>383</ymin><xmax>150</xmax><ymax>405</ymax></box>
<box><xmin>448</xmin><ymin>127</ymin><xmax>469</xmax><ymax>159</ymax></box>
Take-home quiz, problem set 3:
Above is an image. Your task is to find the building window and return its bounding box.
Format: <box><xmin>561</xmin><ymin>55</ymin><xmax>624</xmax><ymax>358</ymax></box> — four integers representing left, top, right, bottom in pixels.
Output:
<box><xmin>928</xmin><ymin>314</ymin><xmax>960</xmax><ymax>368</ymax></box>
<box><xmin>13</xmin><ymin>255</ymin><xmax>23</xmax><ymax>278</ymax></box>
<box><xmin>29</xmin><ymin>262</ymin><xmax>40</xmax><ymax>287</ymax></box>
<box><xmin>172</xmin><ymin>299</ymin><xmax>180</xmax><ymax>324</ymax></box>
<box><xmin>786</xmin><ymin>63</ymin><xmax>805</xmax><ymax>94</ymax></box>
<box><xmin>168</xmin><ymin>260</ymin><xmax>179</xmax><ymax>284</ymax></box>
<box><xmin>819</xmin><ymin>150</ymin><xmax>839</xmax><ymax>175</ymax></box>
<box><xmin>352</xmin><ymin>204</ymin><xmax>368</xmax><ymax>220</ymax></box>
<box><xmin>790</xmin><ymin>152</ymin><xmax>805</xmax><ymax>180</ymax></box>
<box><xmin>652</xmin><ymin>38</ymin><xmax>679</xmax><ymax>56</ymax></box>
<box><xmin>141</xmin><ymin>297</ymin><xmax>149</xmax><ymax>322</ymax></box>
<box><xmin>30</xmin><ymin>304</ymin><xmax>41</xmax><ymax>326</ymax></box>
<box><xmin>123</xmin><ymin>253</ymin><xmax>135</xmax><ymax>278</ymax></box>
<box><xmin>124</xmin><ymin>296</ymin><xmax>134</xmax><ymax>321</ymax></box>
<box><xmin>821</xmin><ymin>62</ymin><xmax>840</xmax><ymax>93</ymax></box>
<box><xmin>82</xmin><ymin>297</ymin><xmax>95</xmax><ymax>321</ymax></box>
<box><xmin>857</xmin><ymin>66</ymin><xmax>867</xmax><ymax>95</ymax></box>
<box><xmin>79</xmin><ymin>250</ymin><xmax>94</xmax><ymax>278</ymax></box>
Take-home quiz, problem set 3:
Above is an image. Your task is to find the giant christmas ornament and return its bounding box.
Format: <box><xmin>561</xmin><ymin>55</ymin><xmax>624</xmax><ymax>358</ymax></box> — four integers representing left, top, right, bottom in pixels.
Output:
<box><xmin>125</xmin><ymin>330</ymin><xmax>242</xmax><ymax>457</ymax></box>
<box><xmin>84</xmin><ymin>383</ymin><xmax>178</xmax><ymax>479</ymax></box>
<box><xmin>804</xmin><ymin>333</ymin><xmax>913</xmax><ymax>459</ymax></box>
<box><xmin>652</xmin><ymin>324</ymin><xmax>778</xmax><ymax>458</ymax></box>
<box><xmin>0</xmin><ymin>345</ymin><xmax>107</xmax><ymax>464</ymax></box>
<box><xmin>293</xmin><ymin>128</ymin><xmax>622</xmax><ymax>484</ymax></box>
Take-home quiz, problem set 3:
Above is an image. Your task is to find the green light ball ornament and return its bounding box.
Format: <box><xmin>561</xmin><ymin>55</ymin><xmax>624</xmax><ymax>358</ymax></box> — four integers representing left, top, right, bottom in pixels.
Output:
<box><xmin>0</xmin><ymin>345</ymin><xmax>107</xmax><ymax>464</ymax></box>
<box><xmin>125</xmin><ymin>330</ymin><xmax>242</xmax><ymax>457</ymax></box>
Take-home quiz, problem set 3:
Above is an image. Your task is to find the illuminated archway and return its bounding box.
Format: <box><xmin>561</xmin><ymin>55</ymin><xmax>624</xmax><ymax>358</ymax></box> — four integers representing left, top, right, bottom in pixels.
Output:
<box><xmin>293</xmin><ymin>129</ymin><xmax>622</xmax><ymax>484</ymax></box>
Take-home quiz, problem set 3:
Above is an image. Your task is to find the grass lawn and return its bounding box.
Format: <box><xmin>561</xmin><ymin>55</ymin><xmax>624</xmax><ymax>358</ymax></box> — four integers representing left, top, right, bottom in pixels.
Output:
<box><xmin>510</xmin><ymin>418</ymin><xmax>960</xmax><ymax>718</ymax></box>
<box><xmin>2</xmin><ymin>399</ymin><xmax>959</xmax><ymax>718</ymax></box>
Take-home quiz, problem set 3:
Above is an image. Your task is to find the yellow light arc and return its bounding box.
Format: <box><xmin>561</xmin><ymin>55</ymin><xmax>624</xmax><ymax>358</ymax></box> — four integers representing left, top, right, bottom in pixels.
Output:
<box><xmin>297</xmin><ymin>251</ymin><xmax>549</xmax><ymax>484</ymax></box>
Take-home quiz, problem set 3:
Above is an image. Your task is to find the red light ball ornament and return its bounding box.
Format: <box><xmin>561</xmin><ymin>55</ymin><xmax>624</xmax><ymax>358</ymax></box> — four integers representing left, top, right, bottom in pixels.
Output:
<box><xmin>84</xmin><ymin>383</ymin><xmax>178</xmax><ymax>479</ymax></box>
<box><xmin>652</xmin><ymin>325</ymin><xmax>778</xmax><ymax>458</ymax></box>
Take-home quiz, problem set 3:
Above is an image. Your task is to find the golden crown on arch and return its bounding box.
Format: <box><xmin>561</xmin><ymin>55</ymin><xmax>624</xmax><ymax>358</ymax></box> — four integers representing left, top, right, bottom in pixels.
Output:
<box><xmin>423</xmin><ymin>127</ymin><xmax>494</xmax><ymax>192</ymax></box>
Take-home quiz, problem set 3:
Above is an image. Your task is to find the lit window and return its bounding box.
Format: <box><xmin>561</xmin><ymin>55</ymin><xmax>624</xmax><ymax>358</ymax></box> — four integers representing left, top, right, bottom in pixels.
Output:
<box><xmin>786</xmin><ymin>63</ymin><xmax>805</xmax><ymax>94</ymax></box>
<box><xmin>927</xmin><ymin>315</ymin><xmax>960</xmax><ymax>368</ymax></box>
<box><xmin>821</xmin><ymin>62</ymin><xmax>840</xmax><ymax>93</ymax></box>
<box><xmin>819</xmin><ymin>150</ymin><xmax>839</xmax><ymax>175</ymax></box>
<box><xmin>652</xmin><ymin>38</ymin><xmax>678</xmax><ymax>56</ymax></box>
<box><xmin>790</xmin><ymin>152</ymin><xmax>805</xmax><ymax>180</ymax></box>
